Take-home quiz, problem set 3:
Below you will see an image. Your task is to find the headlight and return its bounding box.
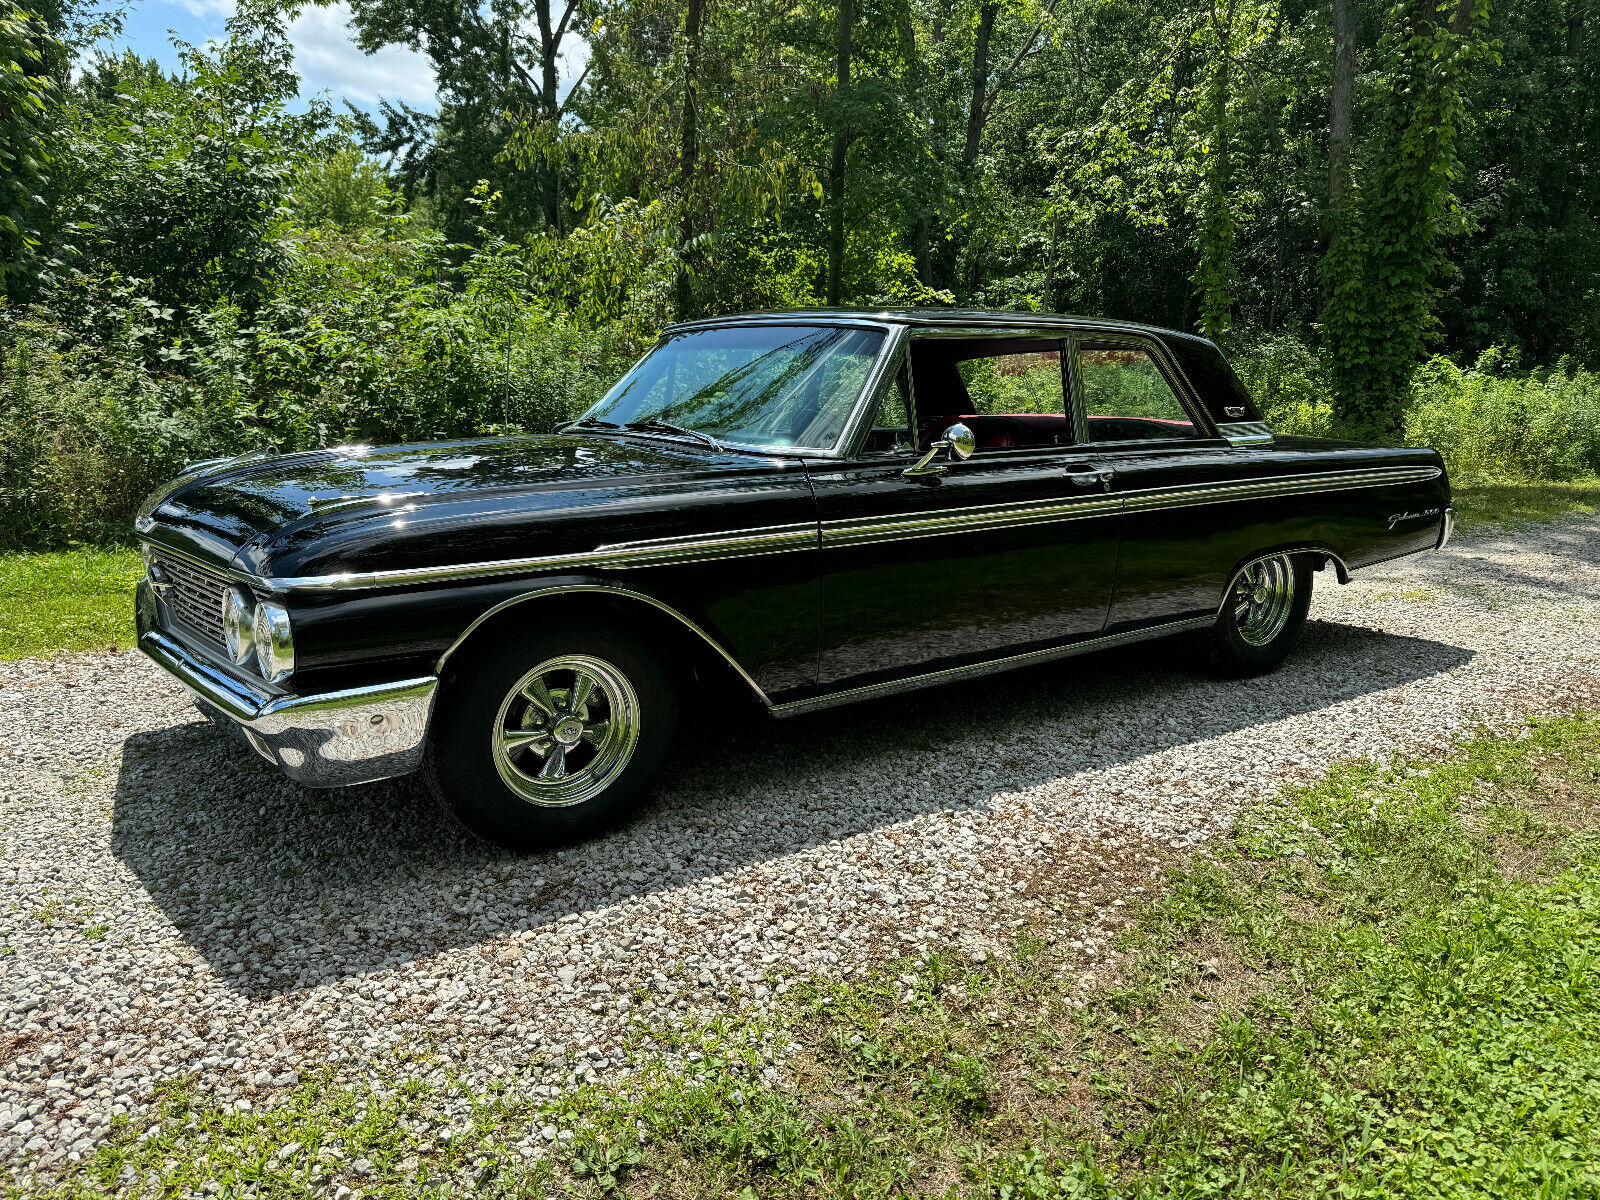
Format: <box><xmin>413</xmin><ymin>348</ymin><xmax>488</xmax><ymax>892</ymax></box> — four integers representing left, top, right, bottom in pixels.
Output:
<box><xmin>221</xmin><ymin>587</ymin><xmax>256</xmax><ymax>665</ymax></box>
<box><xmin>252</xmin><ymin>600</ymin><xmax>295</xmax><ymax>683</ymax></box>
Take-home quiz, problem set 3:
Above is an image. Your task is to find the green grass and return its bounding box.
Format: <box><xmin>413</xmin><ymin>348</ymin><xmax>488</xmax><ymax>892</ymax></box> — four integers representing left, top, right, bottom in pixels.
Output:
<box><xmin>32</xmin><ymin>713</ymin><xmax>1600</xmax><ymax>1198</ymax></box>
<box><xmin>1451</xmin><ymin>476</ymin><xmax>1600</xmax><ymax>531</ymax></box>
<box><xmin>0</xmin><ymin>548</ymin><xmax>142</xmax><ymax>660</ymax></box>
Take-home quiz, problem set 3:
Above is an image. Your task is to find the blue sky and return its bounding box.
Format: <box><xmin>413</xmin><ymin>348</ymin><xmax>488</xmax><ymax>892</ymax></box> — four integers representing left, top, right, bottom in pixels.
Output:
<box><xmin>99</xmin><ymin>0</ymin><xmax>440</xmax><ymax>111</ymax></box>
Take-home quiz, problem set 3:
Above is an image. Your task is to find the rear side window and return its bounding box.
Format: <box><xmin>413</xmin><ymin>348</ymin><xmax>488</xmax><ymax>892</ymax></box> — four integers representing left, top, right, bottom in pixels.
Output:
<box><xmin>1079</xmin><ymin>344</ymin><xmax>1199</xmax><ymax>443</ymax></box>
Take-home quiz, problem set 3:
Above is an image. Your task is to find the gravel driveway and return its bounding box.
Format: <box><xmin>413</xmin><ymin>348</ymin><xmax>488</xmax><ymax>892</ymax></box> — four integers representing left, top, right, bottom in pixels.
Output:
<box><xmin>4</xmin><ymin>516</ymin><xmax>1600</xmax><ymax>1179</ymax></box>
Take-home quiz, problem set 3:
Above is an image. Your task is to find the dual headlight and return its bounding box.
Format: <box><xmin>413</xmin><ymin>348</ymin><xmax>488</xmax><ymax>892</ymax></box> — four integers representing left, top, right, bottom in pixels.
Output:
<box><xmin>221</xmin><ymin>586</ymin><xmax>294</xmax><ymax>683</ymax></box>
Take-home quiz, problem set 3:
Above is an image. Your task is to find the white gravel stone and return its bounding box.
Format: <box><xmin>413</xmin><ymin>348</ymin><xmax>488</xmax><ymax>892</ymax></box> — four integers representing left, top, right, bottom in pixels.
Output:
<box><xmin>3</xmin><ymin>516</ymin><xmax>1599</xmax><ymax>1183</ymax></box>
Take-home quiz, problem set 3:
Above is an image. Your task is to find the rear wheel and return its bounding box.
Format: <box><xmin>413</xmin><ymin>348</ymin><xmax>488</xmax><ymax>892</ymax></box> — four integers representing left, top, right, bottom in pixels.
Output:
<box><xmin>424</xmin><ymin>620</ymin><xmax>677</xmax><ymax>850</ymax></box>
<box><xmin>1201</xmin><ymin>552</ymin><xmax>1313</xmax><ymax>676</ymax></box>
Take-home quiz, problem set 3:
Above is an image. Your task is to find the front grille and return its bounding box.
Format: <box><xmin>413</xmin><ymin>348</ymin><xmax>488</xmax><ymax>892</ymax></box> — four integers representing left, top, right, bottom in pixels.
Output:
<box><xmin>154</xmin><ymin>554</ymin><xmax>229</xmax><ymax>650</ymax></box>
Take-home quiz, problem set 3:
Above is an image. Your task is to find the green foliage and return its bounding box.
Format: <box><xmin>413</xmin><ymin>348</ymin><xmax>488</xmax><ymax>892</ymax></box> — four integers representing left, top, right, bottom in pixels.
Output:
<box><xmin>0</xmin><ymin>0</ymin><xmax>63</xmax><ymax>297</ymax></box>
<box><xmin>0</xmin><ymin>208</ymin><xmax>639</xmax><ymax>547</ymax></box>
<box><xmin>1405</xmin><ymin>348</ymin><xmax>1600</xmax><ymax>480</ymax></box>
<box><xmin>48</xmin><ymin>26</ymin><xmax>320</xmax><ymax>329</ymax></box>
<box><xmin>288</xmin><ymin>144</ymin><xmax>396</xmax><ymax>230</ymax></box>
<box><xmin>1321</xmin><ymin>0</ymin><xmax>1496</xmax><ymax>435</ymax></box>
<box><xmin>1231</xmin><ymin>331</ymin><xmax>1337</xmax><ymax>437</ymax></box>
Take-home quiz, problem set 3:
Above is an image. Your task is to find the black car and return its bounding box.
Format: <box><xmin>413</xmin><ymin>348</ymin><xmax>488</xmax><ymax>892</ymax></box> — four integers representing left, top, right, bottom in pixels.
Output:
<box><xmin>134</xmin><ymin>309</ymin><xmax>1452</xmax><ymax>848</ymax></box>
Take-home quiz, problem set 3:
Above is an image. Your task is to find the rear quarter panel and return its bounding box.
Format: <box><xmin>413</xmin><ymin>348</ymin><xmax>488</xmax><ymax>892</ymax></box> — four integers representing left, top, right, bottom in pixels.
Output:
<box><xmin>1105</xmin><ymin>436</ymin><xmax>1449</xmax><ymax>628</ymax></box>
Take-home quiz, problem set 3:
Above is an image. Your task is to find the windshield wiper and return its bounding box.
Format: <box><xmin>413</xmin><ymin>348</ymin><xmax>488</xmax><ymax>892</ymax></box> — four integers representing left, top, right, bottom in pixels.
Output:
<box><xmin>557</xmin><ymin>416</ymin><xmax>624</xmax><ymax>434</ymax></box>
<box><xmin>623</xmin><ymin>419</ymin><xmax>723</xmax><ymax>450</ymax></box>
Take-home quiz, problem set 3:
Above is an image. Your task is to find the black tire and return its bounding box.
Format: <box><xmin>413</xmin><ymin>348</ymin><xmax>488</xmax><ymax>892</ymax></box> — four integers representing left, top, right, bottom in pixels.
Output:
<box><xmin>1201</xmin><ymin>552</ymin><xmax>1314</xmax><ymax>677</ymax></box>
<box><xmin>423</xmin><ymin>618</ymin><xmax>678</xmax><ymax>851</ymax></box>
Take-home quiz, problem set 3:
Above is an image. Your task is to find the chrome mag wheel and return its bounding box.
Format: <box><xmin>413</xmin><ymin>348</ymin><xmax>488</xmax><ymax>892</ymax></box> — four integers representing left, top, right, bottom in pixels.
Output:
<box><xmin>491</xmin><ymin>654</ymin><xmax>641</xmax><ymax>807</ymax></box>
<box><xmin>1230</xmin><ymin>554</ymin><xmax>1297</xmax><ymax>646</ymax></box>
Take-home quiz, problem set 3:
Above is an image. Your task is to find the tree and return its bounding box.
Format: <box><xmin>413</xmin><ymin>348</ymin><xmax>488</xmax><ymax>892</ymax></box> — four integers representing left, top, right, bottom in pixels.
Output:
<box><xmin>1321</xmin><ymin>0</ymin><xmax>1494</xmax><ymax>434</ymax></box>
<box><xmin>0</xmin><ymin>1</ymin><xmax>64</xmax><ymax>299</ymax></box>
<box><xmin>344</xmin><ymin>0</ymin><xmax>588</xmax><ymax>237</ymax></box>
<box><xmin>826</xmin><ymin>0</ymin><xmax>856</xmax><ymax>303</ymax></box>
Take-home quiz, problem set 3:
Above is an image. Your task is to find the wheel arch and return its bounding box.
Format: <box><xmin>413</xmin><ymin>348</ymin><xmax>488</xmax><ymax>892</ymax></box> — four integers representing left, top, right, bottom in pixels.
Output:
<box><xmin>433</xmin><ymin>578</ymin><xmax>773</xmax><ymax>709</ymax></box>
<box><xmin>1219</xmin><ymin>544</ymin><xmax>1349</xmax><ymax>614</ymax></box>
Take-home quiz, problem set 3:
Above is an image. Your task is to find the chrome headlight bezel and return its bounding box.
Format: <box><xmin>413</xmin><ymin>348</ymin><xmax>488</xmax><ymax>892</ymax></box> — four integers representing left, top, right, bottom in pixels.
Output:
<box><xmin>221</xmin><ymin>586</ymin><xmax>256</xmax><ymax>666</ymax></box>
<box><xmin>252</xmin><ymin>600</ymin><xmax>295</xmax><ymax>683</ymax></box>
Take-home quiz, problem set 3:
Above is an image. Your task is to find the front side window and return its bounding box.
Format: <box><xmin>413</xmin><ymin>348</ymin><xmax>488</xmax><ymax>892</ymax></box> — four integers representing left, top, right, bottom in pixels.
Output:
<box><xmin>582</xmin><ymin>325</ymin><xmax>885</xmax><ymax>451</ymax></box>
<box><xmin>1079</xmin><ymin>344</ymin><xmax>1198</xmax><ymax>442</ymax></box>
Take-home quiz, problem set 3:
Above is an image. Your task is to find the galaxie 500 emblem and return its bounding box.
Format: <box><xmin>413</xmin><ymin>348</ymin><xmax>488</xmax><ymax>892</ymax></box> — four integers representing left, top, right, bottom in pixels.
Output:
<box><xmin>1388</xmin><ymin>507</ymin><xmax>1442</xmax><ymax>530</ymax></box>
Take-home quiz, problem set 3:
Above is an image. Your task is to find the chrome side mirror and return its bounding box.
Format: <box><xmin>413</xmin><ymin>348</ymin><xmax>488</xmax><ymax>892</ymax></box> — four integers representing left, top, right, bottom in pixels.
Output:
<box><xmin>903</xmin><ymin>422</ymin><xmax>976</xmax><ymax>477</ymax></box>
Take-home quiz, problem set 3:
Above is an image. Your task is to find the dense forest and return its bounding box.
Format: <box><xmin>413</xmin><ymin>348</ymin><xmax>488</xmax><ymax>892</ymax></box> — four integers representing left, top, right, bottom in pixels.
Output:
<box><xmin>1</xmin><ymin>0</ymin><xmax>1597</xmax><ymax>547</ymax></box>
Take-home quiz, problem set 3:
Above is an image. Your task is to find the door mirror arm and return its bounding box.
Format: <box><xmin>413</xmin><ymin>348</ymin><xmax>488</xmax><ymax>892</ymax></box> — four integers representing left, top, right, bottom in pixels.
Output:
<box><xmin>903</xmin><ymin>422</ymin><xmax>976</xmax><ymax>477</ymax></box>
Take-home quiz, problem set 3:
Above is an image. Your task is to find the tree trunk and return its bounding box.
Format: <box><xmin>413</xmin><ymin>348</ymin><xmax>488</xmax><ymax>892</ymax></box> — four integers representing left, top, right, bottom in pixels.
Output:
<box><xmin>826</xmin><ymin>0</ymin><xmax>855</xmax><ymax>305</ymax></box>
<box><xmin>535</xmin><ymin>0</ymin><xmax>561</xmax><ymax>230</ymax></box>
<box><xmin>1197</xmin><ymin>0</ymin><xmax>1235</xmax><ymax>340</ymax></box>
<box><xmin>1328</xmin><ymin>0</ymin><xmax>1356</xmax><ymax>230</ymax></box>
<box><xmin>675</xmin><ymin>0</ymin><xmax>705</xmax><ymax>320</ymax></box>
<box><xmin>961</xmin><ymin>0</ymin><xmax>998</xmax><ymax>175</ymax></box>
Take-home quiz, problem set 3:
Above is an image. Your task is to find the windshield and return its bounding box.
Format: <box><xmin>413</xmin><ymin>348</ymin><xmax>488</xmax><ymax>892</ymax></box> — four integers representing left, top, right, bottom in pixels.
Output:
<box><xmin>580</xmin><ymin>324</ymin><xmax>886</xmax><ymax>451</ymax></box>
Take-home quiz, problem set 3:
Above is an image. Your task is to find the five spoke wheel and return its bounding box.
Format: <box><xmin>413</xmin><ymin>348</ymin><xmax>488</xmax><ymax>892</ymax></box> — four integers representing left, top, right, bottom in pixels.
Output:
<box><xmin>1229</xmin><ymin>553</ymin><xmax>1297</xmax><ymax>646</ymax></box>
<box><xmin>491</xmin><ymin>654</ymin><xmax>640</xmax><ymax>807</ymax></box>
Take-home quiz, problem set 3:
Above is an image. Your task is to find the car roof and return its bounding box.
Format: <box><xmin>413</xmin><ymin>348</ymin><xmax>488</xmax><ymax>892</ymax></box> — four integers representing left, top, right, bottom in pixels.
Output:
<box><xmin>661</xmin><ymin>307</ymin><xmax>1196</xmax><ymax>341</ymax></box>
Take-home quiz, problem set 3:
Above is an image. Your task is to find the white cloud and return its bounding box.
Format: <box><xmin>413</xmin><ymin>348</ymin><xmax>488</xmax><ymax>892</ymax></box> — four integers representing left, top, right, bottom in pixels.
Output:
<box><xmin>289</xmin><ymin>3</ymin><xmax>438</xmax><ymax>110</ymax></box>
<box><xmin>170</xmin><ymin>0</ymin><xmax>230</xmax><ymax>18</ymax></box>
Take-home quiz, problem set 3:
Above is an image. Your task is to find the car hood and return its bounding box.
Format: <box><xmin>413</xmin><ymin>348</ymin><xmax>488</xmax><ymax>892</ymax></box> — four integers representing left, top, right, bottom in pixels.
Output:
<box><xmin>138</xmin><ymin>433</ymin><xmax>797</xmax><ymax>575</ymax></box>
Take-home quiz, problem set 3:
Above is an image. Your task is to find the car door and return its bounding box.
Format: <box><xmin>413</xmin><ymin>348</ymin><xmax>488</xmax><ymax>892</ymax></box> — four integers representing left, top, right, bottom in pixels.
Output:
<box><xmin>807</xmin><ymin>333</ymin><xmax>1124</xmax><ymax>690</ymax></box>
<box><xmin>1058</xmin><ymin>332</ymin><xmax>1260</xmax><ymax>628</ymax></box>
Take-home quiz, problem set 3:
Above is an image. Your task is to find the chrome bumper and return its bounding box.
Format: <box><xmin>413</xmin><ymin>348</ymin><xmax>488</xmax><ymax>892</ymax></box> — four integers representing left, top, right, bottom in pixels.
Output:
<box><xmin>137</xmin><ymin>627</ymin><xmax>438</xmax><ymax>788</ymax></box>
<box><xmin>1438</xmin><ymin>506</ymin><xmax>1457</xmax><ymax>549</ymax></box>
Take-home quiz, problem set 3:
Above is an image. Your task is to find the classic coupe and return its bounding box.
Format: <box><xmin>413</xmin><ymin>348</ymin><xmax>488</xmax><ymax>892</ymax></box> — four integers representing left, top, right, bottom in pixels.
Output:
<box><xmin>135</xmin><ymin>310</ymin><xmax>1452</xmax><ymax>848</ymax></box>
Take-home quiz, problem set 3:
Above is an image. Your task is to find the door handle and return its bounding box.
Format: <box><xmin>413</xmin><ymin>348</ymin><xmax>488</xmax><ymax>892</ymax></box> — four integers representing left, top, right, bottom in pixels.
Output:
<box><xmin>1066</xmin><ymin>469</ymin><xmax>1115</xmax><ymax>491</ymax></box>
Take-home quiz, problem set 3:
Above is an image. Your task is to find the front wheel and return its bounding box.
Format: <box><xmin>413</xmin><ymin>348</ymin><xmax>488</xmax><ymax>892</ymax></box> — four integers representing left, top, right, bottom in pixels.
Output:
<box><xmin>1200</xmin><ymin>552</ymin><xmax>1314</xmax><ymax>677</ymax></box>
<box><xmin>424</xmin><ymin>620</ymin><xmax>677</xmax><ymax>850</ymax></box>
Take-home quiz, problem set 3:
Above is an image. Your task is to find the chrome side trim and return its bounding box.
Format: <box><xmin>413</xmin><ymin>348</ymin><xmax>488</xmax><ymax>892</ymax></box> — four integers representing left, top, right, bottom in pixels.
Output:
<box><xmin>233</xmin><ymin>523</ymin><xmax>819</xmax><ymax>593</ymax></box>
<box><xmin>139</xmin><ymin>629</ymin><xmax>437</xmax><ymax>787</ymax></box>
<box><xmin>825</xmin><ymin>494</ymin><xmax>1123</xmax><ymax>548</ymax></box>
<box><xmin>1437</xmin><ymin>506</ymin><xmax>1456</xmax><ymax>549</ymax></box>
<box><xmin>593</xmin><ymin>523</ymin><xmax>818</xmax><ymax>566</ymax></box>
<box><xmin>433</xmin><ymin>583</ymin><xmax>774</xmax><ymax>706</ymax></box>
<box><xmin>1120</xmin><ymin>466</ymin><xmax>1440</xmax><ymax>514</ymax></box>
<box><xmin>224</xmin><ymin>464</ymin><xmax>1441</xmax><ymax>592</ymax></box>
<box><xmin>770</xmin><ymin>615</ymin><xmax>1215</xmax><ymax>717</ymax></box>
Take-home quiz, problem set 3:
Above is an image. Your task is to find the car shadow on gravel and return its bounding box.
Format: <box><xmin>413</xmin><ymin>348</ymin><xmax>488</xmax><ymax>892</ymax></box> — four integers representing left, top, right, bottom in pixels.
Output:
<box><xmin>109</xmin><ymin>618</ymin><xmax>1472</xmax><ymax>996</ymax></box>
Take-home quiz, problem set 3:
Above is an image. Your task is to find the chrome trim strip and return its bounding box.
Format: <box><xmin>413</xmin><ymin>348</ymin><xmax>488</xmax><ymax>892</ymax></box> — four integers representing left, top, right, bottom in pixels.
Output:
<box><xmin>139</xmin><ymin>629</ymin><xmax>438</xmax><ymax>786</ymax></box>
<box><xmin>1437</xmin><ymin>506</ymin><xmax>1456</xmax><ymax>549</ymax></box>
<box><xmin>771</xmin><ymin>615</ymin><xmax>1216</xmax><ymax>717</ymax></box>
<box><xmin>1120</xmin><ymin>466</ymin><xmax>1440</xmax><ymax>514</ymax></box>
<box><xmin>212</xmin><ymin>464</ymin><xmax>1441</xmax><ymax>592</ymax></box>
<box><xmin>433</xmin><ymin>583</ymin><xmax>774</xmax><ymax>706</ymax></box>
<box><xmin>824</xmin><ymin>494</ymin><xmax>1123</xmax><ymax>548</ymax></box>
<box><xmin>256</xmin><ymin>522</ymin><xmax>820</xmax><ymax>592</ymax></box>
